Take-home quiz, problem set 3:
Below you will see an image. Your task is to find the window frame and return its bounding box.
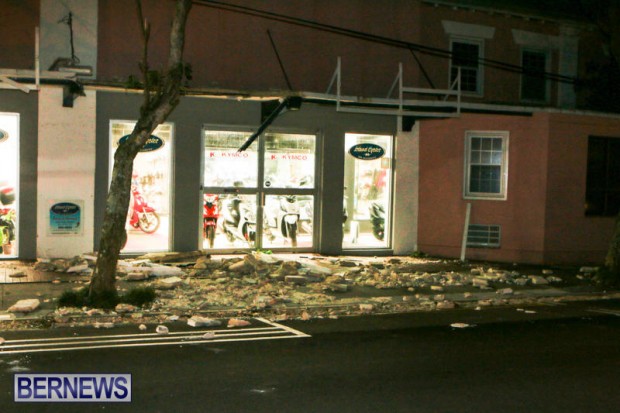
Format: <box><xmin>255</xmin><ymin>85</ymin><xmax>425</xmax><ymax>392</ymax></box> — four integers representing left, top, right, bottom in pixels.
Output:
<box><xmin>463</xmin><ymin>131</ymin><xmax>509</xmax><ymax>201</ymax></box>
<box><xmin>449</xmin><ymin>36</ymin><xmax>484</xmax><ymax>97</ymax></box>
<box><xmin>520</xmin><ymin>47</ymin><xmax>551</xmax><ymax>104</ymax></box>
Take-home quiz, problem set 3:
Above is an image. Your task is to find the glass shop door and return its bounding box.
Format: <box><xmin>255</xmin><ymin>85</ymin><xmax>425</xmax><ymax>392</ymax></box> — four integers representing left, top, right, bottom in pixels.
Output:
<box><xmin>202</xmin><ymin>129</ymin><xmax>317</xmax><ymax>251</ymax></box>
<box><xmin>343</xmin><ymin>133</ymin><xmax>393</xmax><ymax>249</ymax></box>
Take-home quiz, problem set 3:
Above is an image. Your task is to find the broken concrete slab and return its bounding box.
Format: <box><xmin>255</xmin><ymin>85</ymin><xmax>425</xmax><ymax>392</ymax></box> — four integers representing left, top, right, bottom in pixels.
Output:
<box><xmin>156</xmin><ymin>276</ymin><xmax>184</xmax><ymax>290</ymax></box>
<box><xmin>187</xmin><ymin>316</ymin><xmax>222</xmax><ymax>327</ymax></box>
<box><xmin>228</xmin><ymin>318</ymin><xmax>251</xmax><ymax>328</ymax></box>
<box><xmin>8</xmin><ymin>299</ymin><xmax>41</xmax><ymax>313</ymax></box>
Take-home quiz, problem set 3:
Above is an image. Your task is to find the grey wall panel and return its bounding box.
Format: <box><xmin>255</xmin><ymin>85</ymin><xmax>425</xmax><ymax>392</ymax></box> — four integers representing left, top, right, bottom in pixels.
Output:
<box><xmin>0</xmin><ymin>90</ymin><xmax>38</xmax><ymax>259</ymax></box>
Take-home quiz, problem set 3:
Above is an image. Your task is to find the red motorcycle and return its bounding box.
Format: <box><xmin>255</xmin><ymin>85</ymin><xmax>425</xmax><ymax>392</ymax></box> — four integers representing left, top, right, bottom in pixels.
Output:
<box><xmin>129</xmin><ymin>184</ymin><xmax>160</xmax><ymax>234</ymax></box>
<box><xmin>203</xmin><ymin>194</ymin><xmax>220</xmax><ymax>248</ymax></box>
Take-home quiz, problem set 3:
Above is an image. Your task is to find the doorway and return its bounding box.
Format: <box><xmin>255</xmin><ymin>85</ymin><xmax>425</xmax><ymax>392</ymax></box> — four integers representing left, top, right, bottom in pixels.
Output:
<box><xmin>342</xmin><ymin>133</ymin><xmax>393</xmax><ymax>249</ymax></box>
<box><xmin>0</xmin><ymin>113</ymin><xmax>18</xmax><ymax>258</ymax></box>
<box><xmin>202</xmin><ymin>129</ymin><xmax>318</xmax><ymax>251</ymax></box>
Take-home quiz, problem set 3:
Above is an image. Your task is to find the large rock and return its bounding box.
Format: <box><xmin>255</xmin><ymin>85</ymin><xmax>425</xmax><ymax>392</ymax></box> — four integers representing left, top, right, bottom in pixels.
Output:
<box><xmin>8</xmin><ymin>299</ymin><xmax>40</xmax><ymax>313</ymax></box>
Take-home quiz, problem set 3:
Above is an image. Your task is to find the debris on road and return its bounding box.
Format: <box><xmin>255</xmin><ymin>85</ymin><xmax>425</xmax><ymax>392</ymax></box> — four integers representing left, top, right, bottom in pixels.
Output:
<box><xmin>228</xmin><ymin>318</ymin><xmax>251</xmax><ymax>328</ymax></box>
<box><xmin>8</xmin><ymin>299</ymin><xmax>41</xmax><ymax>313</ymax></box>
<box><xmin>450</xmin><ymin>323</ymin><xmax>472</xmax><ymax>328</ymax></box>
<box><xmin>156</xmin><ymin>325</ymin><xmax>169</xmax><ymax>335</ymax></box>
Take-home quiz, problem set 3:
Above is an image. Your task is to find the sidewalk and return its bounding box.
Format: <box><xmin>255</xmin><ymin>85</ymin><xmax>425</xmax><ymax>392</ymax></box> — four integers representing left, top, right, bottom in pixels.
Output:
<box><xmin>0</xmin><ymin>252</ymin><xmax>617</xmax><ymax>329</ymax></box>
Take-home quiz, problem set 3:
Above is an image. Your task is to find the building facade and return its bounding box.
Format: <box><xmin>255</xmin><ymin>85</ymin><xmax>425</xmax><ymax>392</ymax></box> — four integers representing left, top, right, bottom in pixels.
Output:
<box><xmin>0</xmin><ymin>0</ymin><xmax>618</xmax><ymax>265</ymax></box>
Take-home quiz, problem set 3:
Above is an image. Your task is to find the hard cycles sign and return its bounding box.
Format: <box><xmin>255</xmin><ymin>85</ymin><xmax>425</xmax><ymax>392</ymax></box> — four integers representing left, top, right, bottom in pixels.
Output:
<box><xmin>49</xmin><ymin>202</ymin><xmax>82</xmax><ymax>235</ymax></box>
<box><xmin>118</xmin><ymin>135</ymin><xmax>164</xmax><ymax>152</ymax></box>
<box><xmin>0</xmin><ymin>128</ymin><xmax>8</xmax><ymax>144</ymax></box>
<box><xmin>348</xmin><ymin>143</ymin><xmax>385</xmax><ymax>160</ymax></box>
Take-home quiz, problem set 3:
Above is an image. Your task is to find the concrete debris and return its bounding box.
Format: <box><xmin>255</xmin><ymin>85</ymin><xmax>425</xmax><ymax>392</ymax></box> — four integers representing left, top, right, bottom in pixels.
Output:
<box><xmin>0</xmin><ymin>313</ymin><xmax>15</xmax><ymax>321</ymax></box>
<box><xmin>301</xmin><ymin>311</ymin><xmax>311</xmax><ymax>321</ymax></box>
<box><xmin>579</xmin><ymin>266</ymin><xmax>599</xmax><ymax>274</ymax></box>
<box><xmin>139</xmin><ymin>324</ymin><xmax>147</xmax><ymax>331</ymax></box>
<box><xmin>115</xmin><ymin>303</ymin><xmax>136</xmax><ymax>313</ymax></box>
<box><xmin>148</xmin><ymin>265</ymin><xmax>184</xmax><ymax>278</ymax></box>
<box><xmin>125</xmin><ymin>272</ymin><xmax>148</xmax><ymax>281</ymax></box>
<box><xmin>472</xmin><ymin>277</ymin><xmax>490</xmax><ymax>288</ymax></box>
<box><xmin>450</xmin><ymin>323</ymin><xmax>471</xmax><ymax>328</ymax></box>
<box><xmin>437</xmin><ymin>301</ymin><xmax>456</xmax><ymax>309</ymax></box>
<box><xmin>546</xmin><ymin>276</ymin><xmax>563</xmax><ymax>283</ymax></box>
<box><xmin>528</xmin><ymin>275</ymin><xmax>549</xmax><ymax>285</ymax></box>
<box><xmin>542</xmin><ymin>269</ymin><xmax>554</xmax><ymax>275</ymax></box>
<box><xmin>228</xmin><ymin>318</ymin><xmax>251</xmax><ymax>328</ymax></box>
<box><xmin>67</xmin><ymin>264</ymin><xmax>90</xmax><ymax>273</ymax></box>
<box><xmin>8</xmin><ymin>299</ymin><xmax>41</xmax><ymax>313</ymax></box>
<box><xmin>156</xmin><ymin>325</ymin><xmax>169</xmax><ymax>335</ymax></box>
<box><xmin>359</xmin><ymin>304</ymin><xmax>374</xmax><ymax>313</ymax></box>
<box><xmin>496</xmin><ymin>288</ymin><xmax>514</xmax><ymax>295</ymax></box>
<box><xmin>202</xmin><ymin>332</ymin><xmax>216</xmax><ymax>340</ymax></box>
<box><xmin>156</xmin><ymin>276</ymin><xmax>184</xmax><ymax>290</ymax></box>
<box><xmin>188</xmin><ymin>316</ymin><xmax>222</xmax><ymax>327</ymax></box>
<box><xmin>431</xmin><ymin>285</ymin><xmax>444</xmax><ymax>292</ymax></box>
<box><xmin>94</xmin><ymin>322</ymin><xmax>114</xmax><ymax>329</ymax></box>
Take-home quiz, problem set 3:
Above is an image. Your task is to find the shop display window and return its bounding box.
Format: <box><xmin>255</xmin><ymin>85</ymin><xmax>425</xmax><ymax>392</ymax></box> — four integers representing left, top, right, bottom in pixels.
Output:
<box><xmin>203</xmin><ymin>131</ymin><xmax>257</xmax><ymax>188</ymax></box>
<box><xmin>202</xmin><ymin>129</ymin><xmax>316</xmax><ymax>251</ymax></box>
<box><xmin>109</xmin><ymin>121</ymin><xmax>173</xmax><ymax>253</ymax></box>
<box><xmin>343</xmin><ymin>133</ymin><xmax>392</xmax><ymax>249</ymax></box>
<box><xmin>0</xmin><ymin>113</ymin><xmax>18</xmax><ymax>257</ymax></box>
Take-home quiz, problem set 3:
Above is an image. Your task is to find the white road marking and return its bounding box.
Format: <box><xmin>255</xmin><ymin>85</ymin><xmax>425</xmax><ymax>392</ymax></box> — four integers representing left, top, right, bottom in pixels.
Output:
<box><xmin>0</xmin><ymin>319</ymin><xmax>309</xmax><ymax>355</ymax></box>
<box><xmin>588</xmin><ymin>308</ymin><xmax>620</xmax><ymax>317</ymax></box>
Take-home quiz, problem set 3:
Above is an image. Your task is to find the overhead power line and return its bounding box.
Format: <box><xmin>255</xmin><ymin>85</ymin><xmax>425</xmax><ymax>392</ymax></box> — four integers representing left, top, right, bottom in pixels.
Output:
<box><xmin>192</xmin><ymin>0</ymin><xmax>577</xmax><ymax>84</ymax></box>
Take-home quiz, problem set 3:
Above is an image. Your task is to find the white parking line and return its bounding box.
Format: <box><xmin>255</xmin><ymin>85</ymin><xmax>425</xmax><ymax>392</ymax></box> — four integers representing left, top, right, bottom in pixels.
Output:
<box><xmin>0</xmin><ymin>319</ymin><xmax>310</xmax><ymax>355</ymax></box>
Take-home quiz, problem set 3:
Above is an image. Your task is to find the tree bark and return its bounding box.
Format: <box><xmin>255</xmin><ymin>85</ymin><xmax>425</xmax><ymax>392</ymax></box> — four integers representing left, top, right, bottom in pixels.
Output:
<box><xmin>605</xmin><ymin>212</ymin><xmax>620</xmax><ymax>277</ymax></box>
<box><xmin>89</xmin><ymin>0</ymin><xmax>192</xmax><ymax>298</ymax></box>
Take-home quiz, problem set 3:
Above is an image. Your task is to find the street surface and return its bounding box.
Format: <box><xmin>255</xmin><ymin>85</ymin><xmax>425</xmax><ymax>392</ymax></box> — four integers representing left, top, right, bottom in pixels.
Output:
<box><xmin>1</xmin><ymin>301</ymin><xmax>620</xmax><ymax>412</ymax></box>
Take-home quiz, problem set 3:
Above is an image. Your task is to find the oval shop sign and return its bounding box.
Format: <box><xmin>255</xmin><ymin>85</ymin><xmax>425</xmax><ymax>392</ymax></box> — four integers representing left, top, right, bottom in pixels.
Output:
<box><xmin>118</xmin><ymin>134</ymin><xmax>165</xmax><ymax>152</ymax></box>
<box><xmin>348</xmin><ymin>143</ymin><xmax>385</xmax><ymax>160</ymax></box>
<box><xmin>0</xmin><ymin>129</ymin><xmax>8</xmax><ymax>144</ymax></box>
<box><xmin>51</xmin><ymin>202</ymin><xmax>80</xmax><ymax>215</ymax></box>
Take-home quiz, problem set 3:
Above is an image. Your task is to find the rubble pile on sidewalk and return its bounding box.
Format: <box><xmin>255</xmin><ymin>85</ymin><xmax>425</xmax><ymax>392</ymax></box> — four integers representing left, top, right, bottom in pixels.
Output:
<box><xmin>20</xmin><ymin>251</ymin><xmax>589</xmax><ymax>327</ymax></box>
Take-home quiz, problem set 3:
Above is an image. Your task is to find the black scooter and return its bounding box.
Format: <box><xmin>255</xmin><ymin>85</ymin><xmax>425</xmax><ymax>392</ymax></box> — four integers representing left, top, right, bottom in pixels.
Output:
<box><xmin>220</xmin><ymin>195</ymin><xmax>256</xmax><ymax>246</ymax></box>
<box><xmin>370</xmin><ymin>202</ymin><xmax>385</xmax><ymax>241</ymax></box>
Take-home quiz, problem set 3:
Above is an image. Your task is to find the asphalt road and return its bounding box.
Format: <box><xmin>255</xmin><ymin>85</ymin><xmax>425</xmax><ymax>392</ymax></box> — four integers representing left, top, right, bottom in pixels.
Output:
<box><xmin>1</xmin><ymin>301</ymin><xmax>620</xmax><ymax>413</ymax></box>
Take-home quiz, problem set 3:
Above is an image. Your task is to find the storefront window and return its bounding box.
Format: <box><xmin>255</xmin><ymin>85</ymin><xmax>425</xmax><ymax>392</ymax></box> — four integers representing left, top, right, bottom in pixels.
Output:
<box><xmin>343</xmin><ymin>133</ymin><xmax>392</xmax><ymax>249</ymax></box>
<box><xmin>202</xmin><ymin>129</ymin><xmax>316</xmax><ymax>251</ymax></box>
<box><xmin>0</xmin><ymin>113</ymin><xmax>18</xmax><ymax>257</ymax></box>
<box><xmin>262</xmin><ymin>194</ymin><xmax>314</xmax><ymax>248</ymax></box>
<box><xmin>263</xmin><ymin>133</ymin><xmax>315</xmax><ymax>188</ymax></box>
<box><xmin>110</xmin><ymin>121</ymin><xmax>173</xmax><ymax>253</ymax></box>
<box><xmin>204</xmin><ymin>131</ymin><xmax>257</xmax><ymax>188</ymax></box>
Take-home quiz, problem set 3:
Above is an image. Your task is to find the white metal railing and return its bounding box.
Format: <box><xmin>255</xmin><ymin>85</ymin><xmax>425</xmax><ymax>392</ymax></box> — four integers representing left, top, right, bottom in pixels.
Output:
<box><xmin>325</xmin><ymin>57</ymin><xmax>461</xmax><ymax>118</ymax></box>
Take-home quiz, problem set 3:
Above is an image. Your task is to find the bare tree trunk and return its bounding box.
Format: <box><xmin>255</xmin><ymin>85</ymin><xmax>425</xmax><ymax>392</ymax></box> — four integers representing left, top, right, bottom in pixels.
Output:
<box><xmin>89</xmin><ymin>0</ymin><xmax>192</xmax><ymax>299</ymax></box>
<box><xmin>605</xmin><ymin>212</ymin><xmax>620</xmax><ymax>278</ymax></box>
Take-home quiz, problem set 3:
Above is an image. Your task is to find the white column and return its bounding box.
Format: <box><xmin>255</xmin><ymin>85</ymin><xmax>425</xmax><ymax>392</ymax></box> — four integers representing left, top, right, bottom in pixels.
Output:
<box><xmin>37</xmin><ymin>86</ymin><xmax>96</xmax><ymax>258</ymax></box>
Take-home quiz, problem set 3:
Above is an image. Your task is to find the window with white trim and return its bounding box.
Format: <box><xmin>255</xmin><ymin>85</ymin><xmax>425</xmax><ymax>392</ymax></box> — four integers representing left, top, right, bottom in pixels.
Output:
<box><xmin>521</xmin><ymin>49</ymin><xmax>549</xmax><ymax>102</ymax></box>
<box><xmin>464</xmin><ymin>131</ymin><xmax>509</xmax><ymax>200</ymax></box>
<box><xmin>450</xmin><ymin>38</ymin><xmax>483</xmax><ymax>95</ymax></box>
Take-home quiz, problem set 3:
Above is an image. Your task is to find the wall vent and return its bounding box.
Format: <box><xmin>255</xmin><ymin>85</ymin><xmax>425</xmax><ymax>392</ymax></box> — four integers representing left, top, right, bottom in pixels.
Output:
<box><xmin>467</xmin><ymin>224</ymin><xmax>501</xmax><ymax>248</ymax></box>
